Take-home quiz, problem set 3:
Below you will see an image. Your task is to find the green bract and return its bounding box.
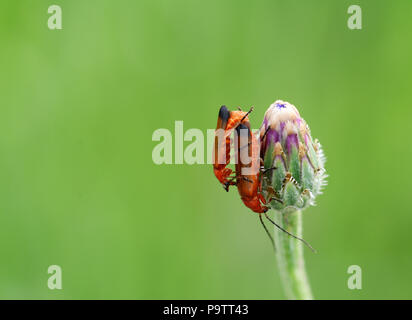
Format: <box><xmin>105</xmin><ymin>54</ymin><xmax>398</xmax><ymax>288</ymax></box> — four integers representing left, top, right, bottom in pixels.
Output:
<box><xmin>260</xmin><ymin>100</ymin><xmax>327</xmax><ymax>213</ymax></box>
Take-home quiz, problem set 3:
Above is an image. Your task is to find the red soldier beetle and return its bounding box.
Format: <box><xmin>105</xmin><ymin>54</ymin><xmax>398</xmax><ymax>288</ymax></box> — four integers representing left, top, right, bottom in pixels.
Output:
<box><xmin>213</xmin><ymin>105</ymin><xmax>253</xmax><ymax>191</ymax></box>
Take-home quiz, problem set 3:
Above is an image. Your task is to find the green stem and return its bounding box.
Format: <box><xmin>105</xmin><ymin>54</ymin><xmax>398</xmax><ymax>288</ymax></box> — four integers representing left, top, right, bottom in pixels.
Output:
<box><xmin>273</xmin><ymin>210</ymin><xmax>313</xmax><ymax>300</ymax></box>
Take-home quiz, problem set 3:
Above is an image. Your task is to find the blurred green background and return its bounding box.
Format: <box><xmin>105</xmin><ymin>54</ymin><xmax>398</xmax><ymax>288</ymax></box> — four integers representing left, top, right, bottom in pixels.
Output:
<box><xmin>0</xmin><ymin>0</ymin><xmax>411</xmax><ymax>299</ymax></box>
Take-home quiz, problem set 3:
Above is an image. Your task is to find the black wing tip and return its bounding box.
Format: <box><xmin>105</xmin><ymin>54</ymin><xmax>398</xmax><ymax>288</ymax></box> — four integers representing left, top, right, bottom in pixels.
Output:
<box><xmin>235</xmin><ymin>123</ymin><xmax>250</xmax><ymax>134</ymax></box>
<box><xmin>218</xmin><ymin>105</ymin><xmax>230</xmax><ymax>122</ymax></box>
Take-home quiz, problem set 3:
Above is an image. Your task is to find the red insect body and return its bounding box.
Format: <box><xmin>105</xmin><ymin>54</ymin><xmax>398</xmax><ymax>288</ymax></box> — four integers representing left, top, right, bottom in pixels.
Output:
<box><xmin>213</xmin><ymin>106</ymin><xmax>251</xmax><ymax>191</ymax></box>
<box><xmin>234</xmin><ymin>123</ymin><xmax>267</xmax><ymax>213</ymax></box>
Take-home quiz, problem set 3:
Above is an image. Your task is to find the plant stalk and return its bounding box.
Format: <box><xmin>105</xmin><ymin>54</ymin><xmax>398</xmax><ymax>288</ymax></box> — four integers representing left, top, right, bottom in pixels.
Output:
<box><xmin>273</xmin><ymin>210</ymin><xmax>313</xmax><ymax>300</ymax></box>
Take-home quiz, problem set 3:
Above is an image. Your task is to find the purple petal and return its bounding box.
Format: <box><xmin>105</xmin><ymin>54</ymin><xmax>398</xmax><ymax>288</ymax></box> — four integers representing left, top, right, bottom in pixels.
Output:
<box><xmin>285</xmin><ymin>133</ymin><xmax>299</xmax><ymax>155</ymax></box>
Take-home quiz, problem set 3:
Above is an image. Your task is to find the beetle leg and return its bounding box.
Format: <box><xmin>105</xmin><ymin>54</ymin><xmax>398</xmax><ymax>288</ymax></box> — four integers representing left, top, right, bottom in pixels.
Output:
<box><xmin>242</xmin><ymin>177</ymin><xmax>253</xmax><ymax>183</ymax></box>
<box><xmin>269</xmin><ymin>197</ymin><xmax>283</xmax><ymax>204</ymax></box>
<box><xmin>239</xmin><ymin>141</ymin><xmax>251</xmax><ymax>151</ymax></box>
<box><xmin>267</xmin><ymin>186</ymin><xmax>283</xmax><ymax>204</ymax></box>
<box><xmin>223</xmin><ymin>175</ymin><xmax>239</xmax><ymax>191</ymax></box>
<box><xmin>260</xmin><ymin>166</ymin><xmax>277</xmax><ymax>174</ymax></box>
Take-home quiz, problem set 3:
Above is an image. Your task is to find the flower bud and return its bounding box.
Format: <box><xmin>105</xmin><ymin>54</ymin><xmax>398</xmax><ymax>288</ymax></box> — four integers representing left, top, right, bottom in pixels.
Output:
<box><xmin>260</xmin><ymin>100</ymin><xmax>326</xmax><ymax>213</ymax></box>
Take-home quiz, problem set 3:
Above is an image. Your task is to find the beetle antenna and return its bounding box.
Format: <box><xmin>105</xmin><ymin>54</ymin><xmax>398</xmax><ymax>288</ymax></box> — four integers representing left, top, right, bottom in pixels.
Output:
<box><xmin>259</xmin><ymin>213</ymin><xmax>276</xmax><ymax>252</ymax></box>
<box><xmin>261</xmin><ymin>126</ymin><xmax>270</xmax><ymax>141</ymax></box>
<box><xmin>240</xmin><ymin>106</ymin><xmax>254</xmax><ymax>122</ymax></box>
<box><xmin>264</xmin><ymin>212</ymin><xmax>316</xmax><ymax>253</ymax></box>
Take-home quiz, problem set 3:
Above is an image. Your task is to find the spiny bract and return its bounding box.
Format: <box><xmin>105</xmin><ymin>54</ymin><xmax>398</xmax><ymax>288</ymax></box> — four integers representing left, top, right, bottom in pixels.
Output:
<box><xmin>259</xmin><ymin>100</ymin><xmax>327</xmax><ymax>214</ymax></box>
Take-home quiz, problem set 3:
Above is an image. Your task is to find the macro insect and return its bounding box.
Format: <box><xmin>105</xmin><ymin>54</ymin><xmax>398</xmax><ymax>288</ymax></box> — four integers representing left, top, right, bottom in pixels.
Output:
<box><xmin>213</xmin><ymin>105</ymin><xmax>315</xmax><ymax>251</ymax></box>
<box><xmin>213</xmin><ymin>105</ymin><xmax>253</xmax><ymax>191</ymax></box>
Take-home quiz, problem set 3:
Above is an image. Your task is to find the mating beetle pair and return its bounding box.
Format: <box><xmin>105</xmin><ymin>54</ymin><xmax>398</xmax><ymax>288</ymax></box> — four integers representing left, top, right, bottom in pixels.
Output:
<box><xmin>212</xmin><ymin>105</ymin><xmax>315</xmax><ymax>251</ymax></box>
